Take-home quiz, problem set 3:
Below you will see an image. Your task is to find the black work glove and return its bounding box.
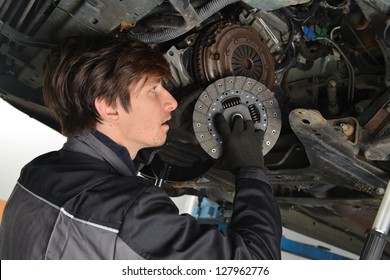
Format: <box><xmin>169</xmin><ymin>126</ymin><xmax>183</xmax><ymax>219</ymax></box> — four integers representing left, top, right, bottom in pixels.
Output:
<box><xmin>215</xmin><ymin>113</ymin><xmax>265</xmax><ymax>174</ymax></box>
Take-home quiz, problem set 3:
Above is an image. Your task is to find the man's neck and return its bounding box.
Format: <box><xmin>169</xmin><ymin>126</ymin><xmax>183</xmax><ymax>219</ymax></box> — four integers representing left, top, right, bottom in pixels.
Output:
<box><xmin>91</xmin><ymin>130</ymin><xmax>136</xmax><ymax>173</ymax></box>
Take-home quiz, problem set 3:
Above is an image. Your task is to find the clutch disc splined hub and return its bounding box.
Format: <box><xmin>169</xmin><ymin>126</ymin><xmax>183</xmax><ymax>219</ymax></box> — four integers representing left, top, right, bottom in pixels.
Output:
<box><xmin>193</xmin><ymin>76</ymin><xmax>281</xmax><ymax>159</ymax></box>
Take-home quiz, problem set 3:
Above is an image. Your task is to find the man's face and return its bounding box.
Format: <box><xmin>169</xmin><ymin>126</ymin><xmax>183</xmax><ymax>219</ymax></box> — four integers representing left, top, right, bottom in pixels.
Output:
<box><xmin>117</xmin><ymin>76</ymin><xmax>177</xmax><ymax>156</ymax></box>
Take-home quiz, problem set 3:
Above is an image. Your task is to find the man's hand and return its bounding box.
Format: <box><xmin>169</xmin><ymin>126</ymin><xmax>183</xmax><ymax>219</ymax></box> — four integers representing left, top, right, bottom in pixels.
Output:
<box><xmin>214</xmin><ymin>113</ymin><xmax>265</xmax><ymax>174</ymax></box>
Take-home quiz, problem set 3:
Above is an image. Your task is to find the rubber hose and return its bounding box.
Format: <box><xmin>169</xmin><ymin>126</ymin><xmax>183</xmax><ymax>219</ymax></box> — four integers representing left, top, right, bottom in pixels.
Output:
<box><xmin>129</xmin><ymin>0</ymin><xmax>240</xmax><ymax>44</ymax></box>
<box><xmin>130</xmin><ymin>0</ymin><xmax>211</xmax><ymax>34</ymax></box>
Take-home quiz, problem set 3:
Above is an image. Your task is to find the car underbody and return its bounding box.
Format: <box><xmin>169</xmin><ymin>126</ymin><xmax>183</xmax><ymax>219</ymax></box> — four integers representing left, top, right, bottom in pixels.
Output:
<box><xmin>0</xmin><ymin>0</ymin><xmax>389</xmax><ymax>258</ymax></box>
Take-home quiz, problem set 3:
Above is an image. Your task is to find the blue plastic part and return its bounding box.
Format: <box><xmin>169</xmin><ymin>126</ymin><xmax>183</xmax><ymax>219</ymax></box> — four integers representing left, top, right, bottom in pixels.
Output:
<box><xmin>192</xmin><ymin>197</ymin><xmax>231</xmax><ymax>225</ymax></box>
<box><xmin>303</xmin><ymin>25</ymin><xmax>316</xmax><ymax>41</ymax></box>
<box><xmin>281</xmin><ymin>236</ymin><xmax>351</xmax><ymax>260</ymax></box>
<box><xmin>218</xmin><ymin>223</ymin><xmax>228</xmax><ymax>230</ymax></box>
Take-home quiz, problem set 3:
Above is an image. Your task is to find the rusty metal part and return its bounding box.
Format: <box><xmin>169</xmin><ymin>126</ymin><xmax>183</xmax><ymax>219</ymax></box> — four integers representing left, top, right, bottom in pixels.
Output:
<box><xmin>320</xmin><ymin>0</ymin><xmax>351</xmax><ymax>14</ymax></box>
<box><xmin>362</xmin><ymin>102</ymin><xmax>390</xmax><ymax>160</ymax></box>
<box><xmin>358</xmin><ymin>92</ymin><xmax>390</xmax><ymax>161</ymax></box>
<box><xmin>333</xmin><ymin>205</ymin><xmax>377</xmax><ymax>229</ymax></box>
<box><xmin>194</xmin><ymin>22</ymin><xmax>275</xmax><ymax>88</ymax></box>
<box><xmin>363</xmin><ymin>106</ymin><xmax>390</xmax><ymax>138</ymax></box>
<box><xmin>119</xmin><ymin>21</ymin><xmax>135</xmax><ymax>32</ymax></box>
<box><xmin>284</xmin><ymin>109</ymin><xmax>389</xmax><ymax>195</ymax></box>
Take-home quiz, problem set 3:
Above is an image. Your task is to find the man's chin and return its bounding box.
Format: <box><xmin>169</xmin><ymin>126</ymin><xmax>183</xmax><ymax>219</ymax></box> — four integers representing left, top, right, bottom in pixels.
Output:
<box><xmin>151</xmin><ymin>137</ymin><xmax>167</xmax><ymax>148</ymax></box>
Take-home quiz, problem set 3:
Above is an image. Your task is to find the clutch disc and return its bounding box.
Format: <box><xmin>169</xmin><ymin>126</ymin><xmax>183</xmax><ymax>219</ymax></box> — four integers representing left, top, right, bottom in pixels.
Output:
<box><xmin>193</xmin><ymin>76</ymin><xmax>281</xmax><ymax>159</ymax></box>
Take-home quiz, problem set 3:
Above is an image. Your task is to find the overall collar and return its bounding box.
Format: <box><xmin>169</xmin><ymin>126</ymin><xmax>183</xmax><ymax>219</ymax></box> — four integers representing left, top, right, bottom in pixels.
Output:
<box><xmin>62</xmin><ymin>131</ymin><xmax>160</xmax><ymax>176</ymax></box>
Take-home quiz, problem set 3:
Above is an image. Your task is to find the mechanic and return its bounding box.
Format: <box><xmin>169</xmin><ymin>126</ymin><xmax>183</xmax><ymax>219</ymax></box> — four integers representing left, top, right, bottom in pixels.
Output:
<box><xmin>0</xmin><ymin>35</ymin><xmax>282</xmax><ymax>259</ymax></box>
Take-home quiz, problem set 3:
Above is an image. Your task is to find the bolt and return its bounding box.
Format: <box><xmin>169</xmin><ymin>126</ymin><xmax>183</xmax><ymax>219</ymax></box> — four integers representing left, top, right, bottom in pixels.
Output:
<box><xmin>375</xmin><ymin>188</ymin><xmax>385</xmax><ymax>196</ymax></box>
<box><xmin>185</xmin><ymin>37</ymin><xmax>194</xmax><ymax>45</ymax></box>
<box><xmin>340</xmin><ymin>123</ymin><xmax>354</xmax><ymax>136</ymax></box>
<box><xmin>386</xmin><ymin>103</ymin><xmax>390</xmax><ymax>113</ymax></box>
<box><xmin>209</xmin><ymin>53</ymin><xmax>220</xmax><ymax>60</ymax></box>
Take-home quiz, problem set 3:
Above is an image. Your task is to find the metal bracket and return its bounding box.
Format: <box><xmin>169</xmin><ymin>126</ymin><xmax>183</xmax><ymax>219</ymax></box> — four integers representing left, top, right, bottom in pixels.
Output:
<box><xmin>280</xmin><ymin>109</ymin><xmax>389</xmax><ymax>194</ymax></box>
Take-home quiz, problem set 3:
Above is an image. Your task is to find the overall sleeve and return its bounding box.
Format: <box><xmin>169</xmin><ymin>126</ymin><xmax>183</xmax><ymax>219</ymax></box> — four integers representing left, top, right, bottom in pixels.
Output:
<box><xmin>118</xmin><ymin>167</ymin><xmax>282</xmax><ymax>260</ymax></box>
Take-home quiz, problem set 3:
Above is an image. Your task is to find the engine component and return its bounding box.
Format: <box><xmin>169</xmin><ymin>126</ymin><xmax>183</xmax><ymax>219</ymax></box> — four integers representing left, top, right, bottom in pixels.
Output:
<box><xmin>193</xmin><ymin>76</ymin><xmax>281</xmax><ymax>159</ymax></box>
<box><xmin>194</xmin><ymin>22</ymin><xmax>275</xmax><ymax>88</ymax></box>
<box><xmin>164</xmin><ymin>46</ymin><xmax>194</xmax><ymax>88</ymax></box>
<box><xmin>327</xmin><ymin>79</ymin><xmax>340</xmax><ymax>115</ymax></box>
<box><xmin>241</xmin><ymin>0</ymin><xmax>311</xmax><ymax>11</ymax></box>
<box><xmin>240</xmin><ymin>9</ymin><xmax>290</xmax><ymax>54</ymax></box>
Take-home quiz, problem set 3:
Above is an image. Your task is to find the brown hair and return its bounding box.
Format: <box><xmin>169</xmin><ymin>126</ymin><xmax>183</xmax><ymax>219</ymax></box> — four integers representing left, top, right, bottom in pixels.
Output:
<box><xmin>43</xmin><ymin>35</ymin><xmax>171</xmax><ymax>136</ymax></box>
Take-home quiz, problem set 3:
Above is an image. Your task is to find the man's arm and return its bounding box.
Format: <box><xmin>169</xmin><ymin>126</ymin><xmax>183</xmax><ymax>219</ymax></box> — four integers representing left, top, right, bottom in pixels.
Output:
<box><xmin>118</xmin><ymin>177</ymin><xmax>281</xmax><ymax>259</ymax></box>
<box><xmin>117</xmin><ymin>114</ymin><xmax>281</xmax><ymax>259</ymax></box>
<box><xmin>230</xmin><ymin>167</ymin><xmax>282</xmax><ymax>259</ymax></box>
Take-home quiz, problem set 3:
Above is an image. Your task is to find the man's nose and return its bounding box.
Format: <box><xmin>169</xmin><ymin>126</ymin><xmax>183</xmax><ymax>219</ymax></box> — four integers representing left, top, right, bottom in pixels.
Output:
<box><xmin>164</xmin><ymin>91</ymin><xmax>178</xmax><ymax>112</ymax></box>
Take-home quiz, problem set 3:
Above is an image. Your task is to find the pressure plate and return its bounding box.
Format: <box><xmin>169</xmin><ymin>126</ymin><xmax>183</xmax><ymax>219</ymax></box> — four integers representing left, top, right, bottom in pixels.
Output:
<box><xmin>194</xmin><ymin>22</ymin><xmax>275</xmax><ymax>88</ymax></box>
<box><xmin>193</xmin><ymin>76</ymin><xmax>281</xmax><ymax>159</ymax></box>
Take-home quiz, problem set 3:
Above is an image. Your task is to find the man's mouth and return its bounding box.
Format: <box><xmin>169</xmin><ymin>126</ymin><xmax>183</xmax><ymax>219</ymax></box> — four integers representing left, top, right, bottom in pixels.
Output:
<box><xmin>162</xmin><ymin>118</ymin><xmax>171</xmax><ymax>131</ymax></box>
<box><xmin>162</xmin><ymin>117</ymin><xmax>171</xmax><ymax>126</ymax></box>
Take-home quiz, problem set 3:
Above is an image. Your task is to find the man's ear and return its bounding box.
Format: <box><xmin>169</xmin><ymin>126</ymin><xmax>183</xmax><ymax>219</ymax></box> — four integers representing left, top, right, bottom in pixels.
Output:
<box><xmin>94</xmin><ymin>98</ymin><xmax>119</xmax><ymax>123</ymax></box>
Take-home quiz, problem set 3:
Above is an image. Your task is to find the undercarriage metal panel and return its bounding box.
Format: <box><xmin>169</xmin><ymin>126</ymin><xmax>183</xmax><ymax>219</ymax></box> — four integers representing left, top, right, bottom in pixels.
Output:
<box><xmin>45</xmin><ymin>0</ymin><xmax>163</xmax><ymax>36</ymax></box>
